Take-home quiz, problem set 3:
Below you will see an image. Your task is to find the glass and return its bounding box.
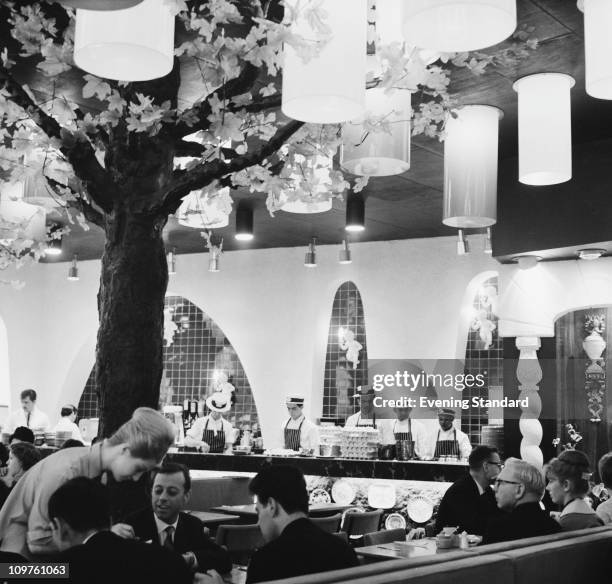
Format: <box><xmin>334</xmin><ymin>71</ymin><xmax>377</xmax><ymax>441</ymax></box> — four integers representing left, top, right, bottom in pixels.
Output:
<box><xmin>487</xmin><ymin>460</ymin><xmax>503</xmax><ymax>468</ymax></box>
<box><xmin>494</xmin><ymin>478</ymin><xmax>521</xmax><ymax>487</ymax></box>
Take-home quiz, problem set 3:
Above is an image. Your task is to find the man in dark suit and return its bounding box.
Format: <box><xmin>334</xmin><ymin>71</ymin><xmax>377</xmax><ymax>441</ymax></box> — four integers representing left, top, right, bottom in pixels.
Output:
<box><xmin>246</xmin><ymin>465</ymin><xmax>358</xmax><ymax>584</ymax></box>
<box><xmin>482</xmin><ymin>457</ymin><xmax>562</xmax><ymax>544</ymax></box>
<box><xmin>113</xmin><ymin>462</ymin><xmax>231</xmax><ymax>574</ymax></box>
<box><xmin>435</xmin><ymin>445</ymin><xmax>504</xmax><ymax>535</ymax></box>
<box><xmin>48</xmin><ymin>477</ymin><xmax>192</xmax><ymax>584</ymax></box>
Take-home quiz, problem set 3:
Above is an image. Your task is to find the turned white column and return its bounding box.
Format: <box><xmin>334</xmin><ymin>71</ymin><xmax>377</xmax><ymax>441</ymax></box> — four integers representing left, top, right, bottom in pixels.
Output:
<box><xmin>515</xmin><ymin>336</ymin><xmax>544</xmax><ymax>468</ymax></box>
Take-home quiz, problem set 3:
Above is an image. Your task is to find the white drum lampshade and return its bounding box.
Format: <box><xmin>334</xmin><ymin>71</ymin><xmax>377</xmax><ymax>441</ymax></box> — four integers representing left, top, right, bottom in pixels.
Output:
<box><xmin>340</xmin><ymin>88</ymin><xmax>411</xmax><ymax>176</ymax></box>
<box><xmin>57</xmin><ymin>0</ymin><xmax>143</xmax><ymax>9</ymax></box>
<box><xmin>580</xmin><ymin>0</ymin><xmax>612</xmax><ymax>99</ymax></box>
<box><xmin>513</xmin><ymin>73</ymin><xmax>575</xmax><ymax>186</ymax></box>
<box><xmin>282</xmin><ymin>0</ymin><xmax>367</xmax><ymax>123</ymax></box>
<box><xmin>74</xmin><ymin>0</ymin><xmax>174</xmax><ymax>81</ymax></box>
<box><xmin>402</xmin><ymin>0</ymin><xmax>517</xmax><ymax>52</ymax></box>
<box><xmin>443</xmin><ymin>105</ymin><xmax>502</xmax><ymax>228</ymax></box>
<box><xmin>0</xmin><ymin>183</ymin><xmax>46</xmax><ymax>244</ymax></box>
<box><xmin>177</xmin><ymin>188</ymin><xmax>232</xmax><ymax>229</ymax></box>
<box><xmin>280</xmin><ymin>155</ymin><xmax>334</xmax><ymax>213</ymax></box>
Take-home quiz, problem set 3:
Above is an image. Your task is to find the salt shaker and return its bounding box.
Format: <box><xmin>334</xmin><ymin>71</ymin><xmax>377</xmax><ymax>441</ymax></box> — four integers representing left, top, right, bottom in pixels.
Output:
<box><xmin>459</xmin><ymin>531</ymin><xmax>469</xmax><ymax>549</ymax></box>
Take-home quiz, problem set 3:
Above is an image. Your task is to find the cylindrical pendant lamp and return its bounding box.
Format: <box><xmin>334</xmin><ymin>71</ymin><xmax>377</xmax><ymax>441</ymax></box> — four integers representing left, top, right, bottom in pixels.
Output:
<box><xmin>57</xmin><ymin>0</ymin><xmax>143</xmax><ymax>9</ymax></box>
<box><xmin>74</xmin><ymin>0</ymin><xmax>174</xmax><ymax>81</ymax></box>
<box><xmin>177</xmin><ymin>188</ymin><xmax>232</xmax><ymax>229</ymax></box>
<box><xmin>341</xmin><ymin>87</ymin><xmax>411</xmax><ymax>176</ymax></box>
<box><xmin>580</xmin><ymin>0</ymin><xmax>612</xmax><ymax>99</ymax></box>
<box><xmin>402</xmin><ymin>0</ymin><xmax>517</xmax><ymax>52</ymax></box>
<box><xmin>282</xmin><ymin>0</ymin><xmax>367</xmax><ymax>123</ymax></box>
<box><xmin>443</xmin><ymin>105</ymin><xmax>502</xmax><ymax>228</ymax></box>
<box><xmin>513</xmin><ymin>73</ymin><xmax>575</xmax><ymax>186</ymax></box>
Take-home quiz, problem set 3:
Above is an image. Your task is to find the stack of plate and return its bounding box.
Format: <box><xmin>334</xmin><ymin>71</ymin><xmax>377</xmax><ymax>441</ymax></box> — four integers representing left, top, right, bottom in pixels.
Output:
<box><xmin>56</xmin><ymin>431</ymin><xmax>73</xmax><ymax>448</ymax></box>
<box><xmin>44</xmin><ymin>432</ymin><xmax>57</xmax><ymax>447</ymax></box>
<box><xmin>33</xmin><ymin>431</ymin><xmax>45</xmax><ymax>446</ymax></box>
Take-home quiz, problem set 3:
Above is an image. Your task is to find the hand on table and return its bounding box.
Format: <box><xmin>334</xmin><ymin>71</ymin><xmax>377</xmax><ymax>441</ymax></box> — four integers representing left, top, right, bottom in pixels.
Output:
<box><xmin>407</xmin><ymin>527</ymin><xmax>426</xmax><ymax>540</ymax></box>
<box><xmin>194</xmin><ymin>569</ymin><xmax>226</xmax><ymax>584</ymax></box>
<box><xmin>111</xmin><ymin>523</ymin><xmax>135</xmax><ymax>539</ymax></box>
<box><xmin>199</xmin><ymin>442</ymin><xmax>211</xmax><ymax>453</ymax></box>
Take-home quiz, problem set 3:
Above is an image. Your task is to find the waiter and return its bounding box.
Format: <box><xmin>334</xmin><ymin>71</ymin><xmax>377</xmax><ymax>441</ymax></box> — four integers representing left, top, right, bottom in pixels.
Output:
<box><xmin>185</xmin><ymin>392</ymin><xmax>235</xmax><ymax>454</ymax></box>
<box><xmin>379</xmin><ymin>406</ymin><xmax>426</xmax><ymax>458</ymax></box>
<box><xmin>5</xmin><ymin>389</ymin><xmax>50</xmax><ymax>433</ymax></box>
<box><xmin>425</xmin><ymin>408</ymin><xmax>472</xmax><ymax>460</ymax></box>
<box><xmin>345</xmin><ymin>387</ymin><xmax>377</xmax><ymax>428</ymax></box>
<box><xmin>282</xmin><ymin>395</ymin><xmax>320</xmax><ymax>452</ymax></box>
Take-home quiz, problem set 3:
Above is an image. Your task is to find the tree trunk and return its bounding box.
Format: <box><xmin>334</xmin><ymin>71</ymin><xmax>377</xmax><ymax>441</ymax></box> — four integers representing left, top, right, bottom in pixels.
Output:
<box><xmin>96</xmin><ymin>204</ymin><xmax>168</xmax><ymax>437</ymax></box>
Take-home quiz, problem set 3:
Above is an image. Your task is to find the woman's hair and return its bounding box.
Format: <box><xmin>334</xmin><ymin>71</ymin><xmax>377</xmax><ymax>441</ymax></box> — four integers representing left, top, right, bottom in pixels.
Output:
<box><xmin>546</xmin><ymin>450</ymin><xmax>592</xmax><ymax>496</ymax></box>
<box><xmin>108</xmin><ymin>407</ymin><xmax>175</xmax><ymax>462</ymax></box>
<box><xmin>10</xmin><ymin>442</ymin><xmax>42</xmax><ymax>472</ymax></box>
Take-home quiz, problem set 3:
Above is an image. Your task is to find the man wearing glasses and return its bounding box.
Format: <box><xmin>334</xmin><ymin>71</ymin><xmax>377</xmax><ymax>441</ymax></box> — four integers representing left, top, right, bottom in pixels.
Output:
<box><xmin>482</xmin><ymin>457</ymin><xmax>561</xmax><ymax>544</ymax></box>
<box><xmin>434</xmin><ymin>445</ymin><xmax>504</xmax><ymax>535</ymax></box>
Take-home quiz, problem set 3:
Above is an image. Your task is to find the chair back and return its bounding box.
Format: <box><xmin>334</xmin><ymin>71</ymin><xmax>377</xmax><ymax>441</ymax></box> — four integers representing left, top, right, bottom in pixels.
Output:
<box><xmin>332</xmin><ymin>531</ymin><xmax>349</xmax><ymax>543</ymax></box>
<box><xmin>363</xmin><ymin>528</ymin><xmax>406</xmax><ymax>546</ymax></box>
<box><xmin>216</xmin><ymin>523</ymin><xmax>265</xmax><ymax>565</ymax></box>
<box><xmin>310</xmin><ymin>514</ymin><xmax>342</xmax><ymax>533</ymax></box>
<box><xmin>342</xmin><ymin>509</ymin><xmax>383</xmax><ymax>537</ymax></box>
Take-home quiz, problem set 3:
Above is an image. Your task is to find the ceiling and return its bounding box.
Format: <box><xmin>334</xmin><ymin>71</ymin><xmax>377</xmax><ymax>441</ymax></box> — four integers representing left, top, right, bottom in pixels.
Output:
<box><xmin>6</xmin><ymin>0</ymin><xmax>612</xmax><ymax>264</ymax></box>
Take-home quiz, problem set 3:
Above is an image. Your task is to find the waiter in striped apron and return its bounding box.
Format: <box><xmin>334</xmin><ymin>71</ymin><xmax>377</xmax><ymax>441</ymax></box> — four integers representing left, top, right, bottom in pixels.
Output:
<box><xmin>432</xmin><ymin>408</ymin><xmax>472</xmax><ymax>460</ymax></box>
<box><xmin>185</xmin><ymin>391</ymin><xmax>235</xmax><ymax>454</ymax></box>
<box><xmin>283</xmin><ymin>395</ymin><xmax>320</xmax><ymax>453</ymax></box>
<box><xmin>345</xmin><ymin>387</ymin><xmax>377</xmax><ymax>428</ymax></box>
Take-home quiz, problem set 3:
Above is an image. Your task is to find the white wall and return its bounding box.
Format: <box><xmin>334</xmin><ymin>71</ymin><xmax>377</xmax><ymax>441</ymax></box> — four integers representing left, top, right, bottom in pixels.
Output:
<box><xmin>0</xmin><ymin>236</ymin><xmax>504</xmax><ymax>443</ymax></box>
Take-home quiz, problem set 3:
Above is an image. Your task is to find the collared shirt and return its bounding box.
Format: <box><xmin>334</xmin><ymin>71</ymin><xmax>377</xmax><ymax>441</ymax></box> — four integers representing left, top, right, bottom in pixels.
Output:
<box><xmin>154</xmin><ymin>515</ymin><xmax>180</xmax><ymax>546</ymax></box>
<box><xmin>378</xmin><ymin>418</ymin><xmax>428</xmax><ymax>458</ymax></box>
<box><xmin>345</xmin><ymin>412</ymin><xmax>376</xmax><ymax>428</ymax></box>
<box><xmin>52</xmin><ymin>418</ymin><xmax>84</xmax><ymax>442</ymax></box>
<box><xmin>186</xmin><ymin>416</ymin><xmax>234</xmax><ymax>444</ymax></box>
<box><xmin>0</xmin><ymin>443</ymin><xmax>104</xmax><ymax>557</ymax></box>
<box><xmin>5</xmin><ymin>407</ymin><xmax>50</xmax><ymax>433</ymax></box>
<box><xmin>422</xmin><ymin>425</ymin><xmax>472</xmax><ymax>459</ymax></box>
<box><xmin>560</xmin><ymin>497</ymin><xmax>596</xmax><ymax>518</ymax></box>
<box><xmin>281</xmin><ymin>415</ymin><xmax>320</xmax><ymax>451</ymax></box>
<box><xmin>472</xmin><ymin>476</ymin><xmax>485</xmax><ymax>495</ymax></box>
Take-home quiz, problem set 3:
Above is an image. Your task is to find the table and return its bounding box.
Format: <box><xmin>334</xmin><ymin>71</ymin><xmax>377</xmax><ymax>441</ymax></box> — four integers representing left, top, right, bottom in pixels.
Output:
<box><xmin>355</xmin><ymin>538</ymin><xmax>474</xmax><ymax>561</ymax></box>
<box><xmin>187</xmin><ymin>511</ymin><xmax>241</xmax><ymax>527</ymax></box>
<box><xmin>211</xmin><ymin>502</ymin><xmax>352</xmax><ymax>520</ymax></box>
<box><xmin>222</xmin><ymin>565</ymin><xmax>247</xmax><ymax>584</ymax></box>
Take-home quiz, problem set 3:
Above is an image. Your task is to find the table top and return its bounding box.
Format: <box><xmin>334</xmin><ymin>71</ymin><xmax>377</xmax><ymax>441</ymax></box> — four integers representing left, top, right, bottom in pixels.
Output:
<box><xmin>355</xmin><ymin>538</ymin><xmax>474</xmax><ymax>560</ymax></box>
<box><xmin>187</xmin><ymin>511</ymin><xmax>241</xmax><ymax>525</ymax></box>
<box><xmin>211</xmin><ymin>502</ymin><xmax>352</xmax><ymax>517</ymax></box>
<box><xmin>222</xmin><ymin>565</ymin><xmax>247</xmax><ymax>584</ymax></box>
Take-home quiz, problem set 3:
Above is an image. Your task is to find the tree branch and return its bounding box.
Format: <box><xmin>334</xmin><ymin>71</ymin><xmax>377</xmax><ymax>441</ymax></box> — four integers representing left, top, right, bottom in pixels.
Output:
<box><xmin>162</xmin><ymin>119</ymin><xmax>304</xmax><ymax>215</ymax></box>
<box><xmin>227</xmin><ymin>94</ymin><xmax>281</xmax><ymax>114</ymax></box>
<box><xmin>46</xmin><ymin>177</ymin><xmax>105</xmax><ymax>228</ymax></box>
<box><xmin>0</xmin><ymin>65</ymin><xmax>114</xmax><ymax>213</ymax></box>
<box><xmin>173</xmin><ymin>63</ymin><xmax>261</xmax><ymax>139</ymax></box>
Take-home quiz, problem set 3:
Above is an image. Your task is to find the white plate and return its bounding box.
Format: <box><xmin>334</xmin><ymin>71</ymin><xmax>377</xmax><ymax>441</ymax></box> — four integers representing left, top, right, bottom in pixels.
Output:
<box><xmin>406</xmin><ymin>496</ymin><xmax>434</xmax><ymax>524</ymax></box>
<box><xmin>384</xmin><ymin>512</ymin><xmax>407</xmax><ymax>530</ymax></box>
<box><xmin>309</xmin><ymin>488</ymin><xmax>331</xmax><ymax>505</ymax></box>
<box><xmin>367</xmin><ymin>483</ymin><xmax>396</xmax><ymax>509</ymax></box>
<box><xmin>331</xmin><ymin>479</ymin><xmax>356</xmax><ymax>506</ymax></box>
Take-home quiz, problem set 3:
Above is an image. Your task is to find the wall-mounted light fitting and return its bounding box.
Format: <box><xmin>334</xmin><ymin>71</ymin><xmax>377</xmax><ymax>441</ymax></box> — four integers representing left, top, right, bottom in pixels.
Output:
<box><xmin>457</xmin><ymin>229</ymin><xmax>470</xmax><ymax>255</ymax></box>
<box><xmin>513</xmin><ymin>255</ymin><xmax>542</xmax><ymax>270</ymax></box>
<box><xmin>577</xmin><ymin>248</ymin><xmax>605</xmax><ymax>261</ymax></box>
<box><xmin>235</xmin><ymin>202</ymin><xmax>254</xmax><ymax>241</ymax></box>
<box><xmin>167</xmin><ymin>247</ymin><xmax>176</xmax><ymax>275</ymax></box>
<box><xmin>484</xmin><ymin>227</ymin><xmax>493</xmax><ymax>255</ymax></box>
<box><xmin>67</xmin><ymin>254</ymin><xmax>79</xmax><ymax>281</ymax></box>
<box><xmin>304</xmin><ymin>237</ymin><xmax>317</xmax><ymax>267</ymax></box>
<box><xmin>345</xmin><ymin>192</ymin><xmax>365</xmax><ymax>232</ymax></box>
<box><xmin>339</xmin><ymin>240</ymin><xmax>352</xmax><ymax>264</ymax></box>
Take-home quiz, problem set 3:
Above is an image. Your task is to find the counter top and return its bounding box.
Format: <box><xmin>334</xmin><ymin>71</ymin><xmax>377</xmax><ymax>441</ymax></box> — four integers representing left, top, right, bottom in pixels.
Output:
<box><xmin>165</xmin><ymin>452</ymin><xmax>468</xmax><ymax>482</ymax></box>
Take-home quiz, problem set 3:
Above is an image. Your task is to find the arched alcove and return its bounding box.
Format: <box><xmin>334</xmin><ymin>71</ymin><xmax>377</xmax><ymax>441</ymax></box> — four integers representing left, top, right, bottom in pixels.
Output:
<box><xmin>322</xmin><ymin>281</ymin><xmax>368</xmax><ymax>421</ymax></box>
<box><xmin>78</xmin><ymin>295</ymin><xmax>259</xmax><ymax>429</ymax></box>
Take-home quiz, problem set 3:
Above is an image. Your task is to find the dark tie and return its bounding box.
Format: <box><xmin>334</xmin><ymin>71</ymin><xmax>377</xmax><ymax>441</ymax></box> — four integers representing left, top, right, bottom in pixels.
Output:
<box><xmin>163</xmin><ymin>526</ymin><xmax>174</xmax><ymax>551</ymax></box>
<box><xmin>26</xmin><ymin>413</ymin><xmax>31</xmax><ymax>427</ymax></box>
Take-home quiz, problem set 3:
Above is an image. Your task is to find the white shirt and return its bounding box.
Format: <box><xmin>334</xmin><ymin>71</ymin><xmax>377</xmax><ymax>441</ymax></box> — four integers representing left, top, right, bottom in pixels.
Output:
<box><xmin>378</xmin><ymin>418</ymin><xmax>428</xmax><ymax>458</ymax></box>
<box><xmin>596</xmin><ymin>497</ymin><xmax>612</xmax><ymax>525</ymax></box>
<box><xmin>186</xmin><ymin>415</ymin><xmax>234</xmax><ymax>445</ymax></box>
<box><xmin>422</xmin><ymin>425</ymin><xmax>472</xmax><ymax>459</ymax></box>
<box><xmin>281</xmin><ymin>415</ymin><xmax>320</xmax><ymax>451</ymax></box>
<box><xmin>5</xmin><ymin>407</ymin><xmax>50</xmax><ymax>433</ymax></box>
<box><xmin>52</xmin><ymin>418</ymin><xmax>83</xmax><ymax>442</ymax></box>
<box><xmin>154</xmin><ymin>515</ymin><xmax>179</xmax><ymax>546</ymax></box>
<box><xmin>345</xmin><ymin>412</ymin><xmax>377</xmax><ymax>428</ymax></box>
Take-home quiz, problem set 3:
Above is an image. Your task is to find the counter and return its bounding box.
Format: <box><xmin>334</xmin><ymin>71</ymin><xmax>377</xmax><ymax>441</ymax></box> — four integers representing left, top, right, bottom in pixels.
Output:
<box><xmin>166</xmin><ymin>452</ymin><xmax>468</xmax><ymax>483</ymax></box>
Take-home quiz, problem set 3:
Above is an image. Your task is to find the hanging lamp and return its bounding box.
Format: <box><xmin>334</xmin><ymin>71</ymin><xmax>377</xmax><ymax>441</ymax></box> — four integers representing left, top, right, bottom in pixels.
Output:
<box><xmin>578</xmin><ymin>0</ymin><xmax>612</xmax><ymax>99</ymax></box>
<box><xmin>57</xmin><ymin>0</ymin><xmax>143</xmax><ymax>9</ymax></box>
<box><xmin>74</xmin><ymin>0</ymin><xmax>174</xmax><ymax>81</ymax></box>
<box><xmin>282</xmin><ymin>0</ymin><xmax>367</xmax><ymax>123</ymax></box>
<box><xmin>443</xmin><ymin>105</ymin><xmax>502</xmax><ymax>228</ymax></box>
<box><xmin>402</xmin><ymin>0</ymin><xmax>517</xmax><ymax>52</ymax></box>
<box><xmin>513</xmin><ymin>73</ymin><xmax>575</xmax><ymax>186</ymax></box>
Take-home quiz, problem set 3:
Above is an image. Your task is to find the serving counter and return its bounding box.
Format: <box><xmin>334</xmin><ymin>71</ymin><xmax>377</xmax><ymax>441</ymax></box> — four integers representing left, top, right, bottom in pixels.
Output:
<box><xmin>166</xmin><ymin>452</ymin><xmax>468</xmax><ymax>483</ymax></box>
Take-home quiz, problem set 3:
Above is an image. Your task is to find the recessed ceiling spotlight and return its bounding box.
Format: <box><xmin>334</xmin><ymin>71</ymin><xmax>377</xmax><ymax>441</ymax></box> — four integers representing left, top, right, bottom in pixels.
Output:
<box><xmin>235</xmin><ymin>201</ymin><xmax>254</xmax><ymax>242</ymax></box>
<box><xmin>345</xmin><ymin>192</ymin><xmax>365</xmax><ymax>233</ymax></box>
<box><xmin>512</xmin><ymin>255</ymin><xmax>542</xmax><ymax>270</ymax></box>
<box><xmin>577</xmin><ymin>248</ymin><xmax>605</xmax><ymax>261</ymax></box>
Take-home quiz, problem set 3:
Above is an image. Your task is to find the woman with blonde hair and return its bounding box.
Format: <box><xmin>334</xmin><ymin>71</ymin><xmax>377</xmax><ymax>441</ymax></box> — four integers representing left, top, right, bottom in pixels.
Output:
<box><xmin>545</xmin><ymin>449</ymin><xmax>603</xmax><ymax>531</ymax></box>
<box><xmin>0</xmin><ymin>407</ymin><xmax>175</xmax><ymax>557</ymax></box>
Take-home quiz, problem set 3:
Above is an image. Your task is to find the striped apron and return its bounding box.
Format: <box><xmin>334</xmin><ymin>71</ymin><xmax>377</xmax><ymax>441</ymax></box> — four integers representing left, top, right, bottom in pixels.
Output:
<box><xmin>202</xmin><ymin>418</ymin><xmax>226</xmax><ymax>453</ymax></box>
<box><xmin>434</xmin><ymin>428</ymin><xmax>460</xmax><ymax>458</ymax></box>
<box><xmin>284</xmin><ymin>417</ymin><xmax>305</xmax><ymax>451</ymax></box>
<box><xmin>394</xmin><ymin>419</ymin><xmax>415</xmax><ymax>458</ymax></box>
